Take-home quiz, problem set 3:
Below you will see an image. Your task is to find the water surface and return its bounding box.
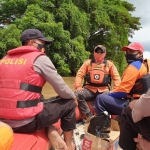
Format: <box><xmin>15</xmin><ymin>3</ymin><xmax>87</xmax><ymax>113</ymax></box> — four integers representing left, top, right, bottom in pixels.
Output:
<box><xmin>42</xmin><ymin>76</ymin><xmax>76</xmax><ymax>98</ymax></box>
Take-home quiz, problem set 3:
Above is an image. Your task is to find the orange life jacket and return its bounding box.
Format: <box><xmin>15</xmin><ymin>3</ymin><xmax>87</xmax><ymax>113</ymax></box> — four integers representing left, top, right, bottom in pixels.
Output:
<box><xmin>84</xmin><ymin>59</ymin><xmax>111</xmax><ymax>87</ymax></box>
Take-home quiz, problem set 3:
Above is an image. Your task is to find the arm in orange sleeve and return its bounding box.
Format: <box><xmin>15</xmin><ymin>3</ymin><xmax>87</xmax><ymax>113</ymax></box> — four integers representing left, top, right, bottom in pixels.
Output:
<box><xmin>109</xmin><ymin>64</ymin><xmax>140</xmax><ymax>98</ymax></box>
<box><xmin>74</xmin><ymin>60</ymin><xmax>90</xmax><ymax>89</ymax></box>
<box><xmin>109</xmin><ymin>62</ymin><xmax>121</xmax><ymax>90</ymax></box>
<box><xmin>114</xmin><ymin>65</ymin><xmax>139</xmax><ymax>93</ymax></box>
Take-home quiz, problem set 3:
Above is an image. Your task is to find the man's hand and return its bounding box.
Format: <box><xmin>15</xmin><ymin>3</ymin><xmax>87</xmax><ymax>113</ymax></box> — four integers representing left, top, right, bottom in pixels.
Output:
<box><xmin>134</xmin><ymin>137</ymin><xmax>150</xmax><ymax>150</ymax></box>
<box><xmin>129</xmin><ymin>100</ymin><xmax>137</xmax><ymax>110</ymax></box>
<box><xmin>74</xmin><ymin>98</ymin><xmax>78</xmax><ymax>107</ymax></box>
<box><xmin>75</xmin><ymin>87</ymin><xmax>84</xmax><ymax>92</ymax></box>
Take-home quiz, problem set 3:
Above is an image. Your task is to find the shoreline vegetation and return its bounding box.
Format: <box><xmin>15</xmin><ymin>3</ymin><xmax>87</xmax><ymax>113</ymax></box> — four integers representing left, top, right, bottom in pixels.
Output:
<box><xmin>0</xmin><ymin>0</ymin><xmax>140</xmax><ymax>76</ymax></box>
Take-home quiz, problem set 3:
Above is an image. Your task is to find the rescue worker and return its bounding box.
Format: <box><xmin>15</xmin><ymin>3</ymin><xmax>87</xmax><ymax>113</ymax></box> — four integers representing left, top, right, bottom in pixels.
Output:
<box><xmin>0</xmin><ymin>29</ymin><xmax>78</xmax><ymax>150</ymax></box>
<box><xmin>74</xmin><ymin>45</ymin><xmax>121</xmax><ymax>118</ymax></box>
<box><xmin>94</xmin><ymin>42</ymin><xmax>150</xmax><ymax>116</ymax></box>
<box><xmin>119</xmin><ymin>88</ymin><xmax>150</xmax><ymax>150</ymax></box>
<box><xmin>0</xmin><ymin>121</ymin><xmax>14</xmax><ymax>150</ymax></box>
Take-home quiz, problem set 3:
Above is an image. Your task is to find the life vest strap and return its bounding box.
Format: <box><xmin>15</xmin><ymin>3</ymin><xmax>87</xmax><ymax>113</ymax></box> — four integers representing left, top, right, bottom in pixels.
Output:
<box><xmin>17</xmin><ymin>98</ymin><xmax>40</xmax><ymax>108</ymax></box>
<box><xmin>20</xmin><ymin>82</ymin><xmax>42</xmax><ymax>93</ymax></box>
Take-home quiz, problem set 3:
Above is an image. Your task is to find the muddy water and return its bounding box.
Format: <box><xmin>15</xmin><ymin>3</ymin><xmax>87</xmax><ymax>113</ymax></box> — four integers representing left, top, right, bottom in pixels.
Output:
<box><xmin>42</xmin><ymin>76</ymin><xmax>76</xmax><ymax>98</ymax></box>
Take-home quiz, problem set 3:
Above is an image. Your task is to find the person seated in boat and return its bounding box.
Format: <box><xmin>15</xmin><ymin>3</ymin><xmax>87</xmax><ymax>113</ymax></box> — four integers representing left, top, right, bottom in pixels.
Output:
<box><xmin>0</xmin><ymin>29</ymin><xmax>78</xmax><ymax>150</ymax></box>
<box><xmin>94</xmin><ymin>42</ymin><xmax>150</xmax><ymax>116</ymax></box>
<box><xmin>0</xmin><ymin>121</ymin><xmax>14</xmax><ymax>150</ymax></box>
<box><xmin>74</xmin><ymin>45</ymin><xmax>121</xmax><ymax>119</ymax></box>
<box><xmin>119</xmin><ymin>88</ymin><xmax>150</xmax><ymax>150</ymax></box>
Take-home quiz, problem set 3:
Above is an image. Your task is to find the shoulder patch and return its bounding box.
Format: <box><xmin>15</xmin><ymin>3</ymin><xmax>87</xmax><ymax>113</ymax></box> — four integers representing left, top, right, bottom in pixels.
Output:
<box><xmin>85</xmin><ymin>59</ymin><xmax>92</xmax><ymax>66</ymax></box>
<box><xmin>84</xmin><ymin>59</ymin><xmax>90</xmax><ymax>63</ymax></box>
<box><xmin>113</xmin><ymin>66</ymin><xmax>118</xmax><ymax>71</ymax></box>
<box><xmin>130</xmin><ymin>61</ymin><xmax>142</xmax><ymax>70</ymax></box>
<box><xmin>108</xmin><ymin>59</ymin><xmax>113</xmax><ymax>63</ymax></box>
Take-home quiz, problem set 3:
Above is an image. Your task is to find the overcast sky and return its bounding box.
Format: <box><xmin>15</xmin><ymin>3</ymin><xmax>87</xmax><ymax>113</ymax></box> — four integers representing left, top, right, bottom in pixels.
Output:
<box><xmin>126</xmin><ymin>0</ymin><xmax>150</xmax><ymax>58</ymax></box>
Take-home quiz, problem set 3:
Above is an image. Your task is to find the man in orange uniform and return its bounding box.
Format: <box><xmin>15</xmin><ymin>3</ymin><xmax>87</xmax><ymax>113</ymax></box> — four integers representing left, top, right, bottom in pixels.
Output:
<box><xmin>94</xmin><ymin>42</ymin><xmax>150</xmax><ymax>116</ymax></box>
<box><xmin>74</xmin><ymin>45</ymin><xmax>121</xmax><ymax>118</ymax></box>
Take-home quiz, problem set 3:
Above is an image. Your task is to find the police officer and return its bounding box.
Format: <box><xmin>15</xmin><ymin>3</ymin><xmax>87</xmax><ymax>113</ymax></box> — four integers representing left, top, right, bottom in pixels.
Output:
<box><xmin>0</xmin><ymin>29</ymin><xmax>77</xmax><ymax>150</ymax></box>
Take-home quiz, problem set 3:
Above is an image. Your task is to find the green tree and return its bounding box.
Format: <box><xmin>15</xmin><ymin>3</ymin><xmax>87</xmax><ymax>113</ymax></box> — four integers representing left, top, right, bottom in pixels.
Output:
<box><xmin>73</xmin><ymin>0</ymin><xmax>140</xmax><ymax>74</ymax></box>
<box><xmin>0</xmin><ymin>24</ymin><xmax>21</xmax><ymax>57</ymax></box>
<box><xmin>0</xmin><ymin>0</ymin><xmax>141</xmax><ymax>76</ymax></box>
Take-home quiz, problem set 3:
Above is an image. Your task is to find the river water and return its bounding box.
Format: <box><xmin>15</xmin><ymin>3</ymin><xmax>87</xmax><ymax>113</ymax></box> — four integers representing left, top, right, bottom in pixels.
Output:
<box><xmin>42</xmin><ymin>76</ymin><xmax>76</xmax><ymax>98</ymax></box>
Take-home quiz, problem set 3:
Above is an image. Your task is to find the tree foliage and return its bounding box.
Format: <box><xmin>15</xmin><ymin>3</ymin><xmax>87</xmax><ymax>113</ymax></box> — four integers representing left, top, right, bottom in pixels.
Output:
<box><xmin>0</xmin><ymin>0</ymin><xmax>141</xmax><ymax>75</ymax></box>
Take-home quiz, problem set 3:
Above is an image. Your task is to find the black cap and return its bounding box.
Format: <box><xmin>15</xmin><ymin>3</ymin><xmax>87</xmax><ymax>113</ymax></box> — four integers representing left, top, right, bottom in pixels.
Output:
<box><xmin>20</xmin><ymin>29</ymin><xmax>52</xmax><ymax>44</ymax></box>
<box><xmin>94</xmin><ymin>45</ymin><xmax>106</xmax><ymax>53</ymax></box>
